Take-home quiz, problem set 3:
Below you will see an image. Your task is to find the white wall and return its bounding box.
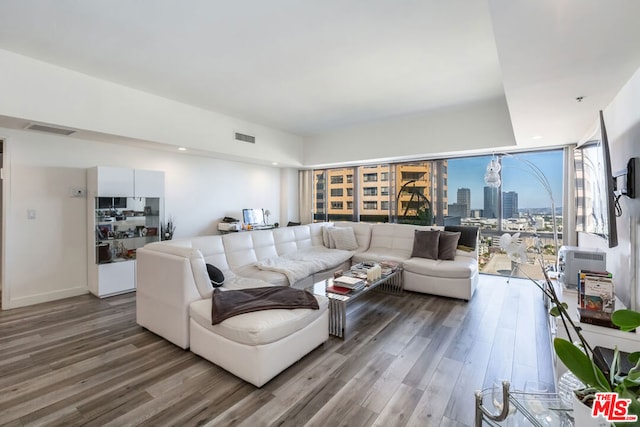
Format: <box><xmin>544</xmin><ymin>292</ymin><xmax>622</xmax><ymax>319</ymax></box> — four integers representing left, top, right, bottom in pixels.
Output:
<box><xmin>1</xmin><ymin>127</ymin><xmax>283</xmax><ymax>309</ymax></box>
<box><xmin>303</xmin><ymin>96</ymin><xmax>516</xmax><ymax>166</ymax></box>
<box><xmin>578</xmin><ymin>65</ymin><xmax>640</xmax><ymax>310</ymax></box>
<box><xmin>0</xmin><ymin>49</ymin><xmax>304</xmax><ymax>167</ymax></box>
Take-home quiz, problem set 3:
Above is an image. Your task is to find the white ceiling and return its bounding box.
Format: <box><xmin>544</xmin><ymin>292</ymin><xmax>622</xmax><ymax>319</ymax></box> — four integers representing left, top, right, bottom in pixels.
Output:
<box><xmin>0</xmin><ymin>0</ymin><xmax>639</xmax><ymax>147</ymax></box>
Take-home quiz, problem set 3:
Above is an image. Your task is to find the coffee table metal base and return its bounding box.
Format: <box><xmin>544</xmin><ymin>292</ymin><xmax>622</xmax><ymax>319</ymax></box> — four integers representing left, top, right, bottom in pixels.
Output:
<box><xmin>315</xmin><ymin>268</ymin><xmax>403</xmax><ymax>339</ymax></box>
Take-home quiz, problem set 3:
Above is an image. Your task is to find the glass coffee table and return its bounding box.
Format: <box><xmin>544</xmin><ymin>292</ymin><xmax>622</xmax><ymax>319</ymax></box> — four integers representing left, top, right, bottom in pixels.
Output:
<box><xmin>307</xmin><ymin>265</ymin><xmax>403</xmax><ymax>339</ymax></box>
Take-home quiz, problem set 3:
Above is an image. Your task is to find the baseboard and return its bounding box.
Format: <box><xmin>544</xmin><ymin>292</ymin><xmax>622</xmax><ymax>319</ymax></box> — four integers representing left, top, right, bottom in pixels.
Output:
<box><xmin>6</xmin><ymin>287</ymin><xmax>89</xmax><ymax>309</ymax></box>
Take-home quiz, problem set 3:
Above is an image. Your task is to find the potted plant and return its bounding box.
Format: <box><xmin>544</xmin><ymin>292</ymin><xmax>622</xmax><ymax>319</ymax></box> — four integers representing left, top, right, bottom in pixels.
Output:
<box><xmin>161</xmin><ymin>216</ymin><xmax>176</xmax><ymax>241</ymax></box>
<box><xmin>500</xmin><ymin>233</ymin><xmax>640</xmax><ymax>425</ymax></box>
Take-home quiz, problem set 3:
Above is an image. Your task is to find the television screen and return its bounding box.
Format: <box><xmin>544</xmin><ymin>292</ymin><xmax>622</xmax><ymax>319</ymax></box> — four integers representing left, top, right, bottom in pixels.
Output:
<box><xmin>574</xmin><ymin>110</ymin><xmax>618</xmax><ymax>248</ymax></box>
<box><xmin>242</xmin><ymin>208</ymin><xmax>265</xmax><ymax>226</ymax></box>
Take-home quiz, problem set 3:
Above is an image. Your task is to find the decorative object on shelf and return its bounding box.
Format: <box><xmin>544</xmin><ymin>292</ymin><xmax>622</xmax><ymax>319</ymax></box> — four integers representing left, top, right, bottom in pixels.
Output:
<box><xmin>264</xmin><ymin>209</ymin><xmax>271</xmax><ymax>225</ymax></box>
<box><xmin>501</xmin><ymin>233</ymin><xmax>640</xmax><ymax>422</ymax></box>
<box><xmin>97</xmin><ymin>243</ymin><xmax>111</xmax><ymax>262</ymax></box>
<box><xmin>161</xmin><ymin>216</ymin><xmax>175</xmax><ymax>241</ymax></box>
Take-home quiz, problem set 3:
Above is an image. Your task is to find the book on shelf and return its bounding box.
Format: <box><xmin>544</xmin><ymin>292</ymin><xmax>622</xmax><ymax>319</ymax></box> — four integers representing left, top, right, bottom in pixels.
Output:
<box><xmin>584</xmin><ymin>276</ymin><xmax>614</xmax><ymax>312</ymax></box>
<box><xmin>577</xmin><ymin>308</ymin><xmax>620</xmax><ymax>329</ymax></box>
<box><xmin>578</xmin><ymin>269</ymin><xmax>613</xmax><ymax>310</ymax></box>
<box><xmin>326</xmin><ymin>285</ymin><xmax>352</xmax><ymax>295</ymax></box>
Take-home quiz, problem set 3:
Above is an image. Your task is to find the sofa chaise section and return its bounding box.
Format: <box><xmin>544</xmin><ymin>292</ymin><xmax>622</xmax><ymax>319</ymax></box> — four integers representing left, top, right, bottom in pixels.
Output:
<box><xmin>136</xmin><ymin>233</ymin><xmax>330</xmax><ymax>387</ymax></box>
<box><xmin>189</xmin><ymin>296</ymin><xmax>328</xmax><ymax>387</ymax></box>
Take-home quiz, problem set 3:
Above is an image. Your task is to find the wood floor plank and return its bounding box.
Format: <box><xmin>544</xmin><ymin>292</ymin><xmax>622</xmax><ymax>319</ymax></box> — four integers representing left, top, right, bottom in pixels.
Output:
<box><xmin>0</xmin><ymin>275</ymin><xmax>554</xmax><ymax>426</ymax></box>
<box><xmin>443</xmin><ymin>339</ymin><xmax>493</xmax><ymax>426</ymax></box>
<box><xmin>406</xmin><ymin>357</ymin><xmax>464</xmax><ymax>426</ymax></box>
<box><xmin>372</xmin><ymin>382</ymin><xmax>424</xmax><ymax>427</ymax></box>
<box><xmin>361</xmin><ymin>335</ymin><xmax>431</xmax><ymax>413</ymax></box>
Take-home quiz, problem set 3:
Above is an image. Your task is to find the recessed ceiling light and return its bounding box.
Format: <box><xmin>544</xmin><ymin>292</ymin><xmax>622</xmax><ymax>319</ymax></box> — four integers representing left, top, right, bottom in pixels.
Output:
<box><xmin>532</xmin><ymin>135</ymin><xmax>543</xmax><ymax>140</ymax></box>
<box><xmin>272</xmin><ymin>162</ymin><xmax>278</xmax><ymax>166</ymax></box>
<box><xmin>178</xmin><ymin>147</ymin><xmax>187</xmax><ymax>151</ymax></box>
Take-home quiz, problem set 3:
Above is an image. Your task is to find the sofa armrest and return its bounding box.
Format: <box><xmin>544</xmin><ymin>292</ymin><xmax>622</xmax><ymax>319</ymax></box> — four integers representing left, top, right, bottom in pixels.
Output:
<box><xmin>136</xmin><ymin>247</ymin><xmax>202</xmax><ymax>349</ymax></box>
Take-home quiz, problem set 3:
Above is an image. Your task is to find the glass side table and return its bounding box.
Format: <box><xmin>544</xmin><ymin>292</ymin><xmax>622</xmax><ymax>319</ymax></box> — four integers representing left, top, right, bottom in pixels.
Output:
<box><xmin>475</xmin><ymin>381</ymin><xmax>574</xmax><ymax>426</ymax></box>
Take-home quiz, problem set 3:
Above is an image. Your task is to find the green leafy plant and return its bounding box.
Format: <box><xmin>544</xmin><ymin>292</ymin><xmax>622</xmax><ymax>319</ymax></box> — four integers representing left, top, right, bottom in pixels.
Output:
<box><xmin>501</xmin><ymin>233</ymin><xmax>640</xmax><ymax>423</ymax></box>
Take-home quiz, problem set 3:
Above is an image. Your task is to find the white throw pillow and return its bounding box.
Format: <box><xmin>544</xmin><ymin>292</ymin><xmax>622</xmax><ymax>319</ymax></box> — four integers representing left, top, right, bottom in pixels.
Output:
<box><xmin>322</xmin><ymin>225</ymin><xmax>335</xmax><ymax>248</ymax></box>
<box><xmin>329</xmin><ymin>227</ymin><xmax>358</xmax><ymax>251</ymax></box>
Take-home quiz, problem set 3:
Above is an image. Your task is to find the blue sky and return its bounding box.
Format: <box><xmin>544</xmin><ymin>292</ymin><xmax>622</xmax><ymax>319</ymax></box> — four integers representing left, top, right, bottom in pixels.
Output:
<box><xmin>447</xmin><ymin>150</ymin><xmax>564</xmax><ymax>209</ymax></box>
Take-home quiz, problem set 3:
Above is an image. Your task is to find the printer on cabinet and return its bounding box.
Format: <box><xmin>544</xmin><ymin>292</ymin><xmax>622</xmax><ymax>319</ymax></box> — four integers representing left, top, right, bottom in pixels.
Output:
<box><xmin>557</xmin><ymin>246</ymin><xmax>606</xmax><ymax>288</ymax></box>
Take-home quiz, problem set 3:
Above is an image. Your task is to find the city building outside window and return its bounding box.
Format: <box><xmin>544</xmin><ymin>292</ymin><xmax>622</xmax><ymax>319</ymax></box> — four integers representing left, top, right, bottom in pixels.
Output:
<box><xmin>363</xmin><ymin>187</ymin><xmax>378</xmax><ymax>196</ymax></box>
<box><xmin>359</xmin><ymin>165</ymin><xmax>389</xmax><ymax>222</ymax></box>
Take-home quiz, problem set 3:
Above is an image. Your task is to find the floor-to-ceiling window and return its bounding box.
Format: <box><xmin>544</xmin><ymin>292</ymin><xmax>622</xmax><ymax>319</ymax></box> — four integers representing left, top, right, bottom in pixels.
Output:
<box><xmin>313</xmin><ymin>149</ymin><xmax>564</xmax><ymax>279</ymax></box>
<box><xmin>447</xmin><ymin>151</ymin><xmax>563</xmax><ymax>278</ymax></box>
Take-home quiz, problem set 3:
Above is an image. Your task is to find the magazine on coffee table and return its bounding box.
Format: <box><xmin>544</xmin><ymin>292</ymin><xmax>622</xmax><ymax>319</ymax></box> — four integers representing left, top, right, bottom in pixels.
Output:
<box><xmin>326</xmin><ymin>285</ymin><xmax>352</xmax><ymax>295</ymax></box>
<box><xmin>334</xmin><ymin>275</ymin><xmax>365</xmax><ymax>290</ymax></box>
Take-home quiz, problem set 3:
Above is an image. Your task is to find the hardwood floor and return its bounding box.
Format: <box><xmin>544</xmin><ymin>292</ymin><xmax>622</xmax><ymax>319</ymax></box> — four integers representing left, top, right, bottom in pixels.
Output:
<box><xmin>0</xmin><ymin>275</ymin><xmax>554</xmax><ymax>426</ymax></box>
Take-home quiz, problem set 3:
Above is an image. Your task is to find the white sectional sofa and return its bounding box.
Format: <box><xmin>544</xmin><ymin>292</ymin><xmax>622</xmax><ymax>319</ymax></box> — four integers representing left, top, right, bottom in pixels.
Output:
<box><xmin>335</xmin><ymin>221</ymin><xmax>479</xmax><ymax>300</ymax></box>
<box><xmin>135</xmin><ymin>220</ymin><xmax>479</xmax><ymax>386</ymax></box>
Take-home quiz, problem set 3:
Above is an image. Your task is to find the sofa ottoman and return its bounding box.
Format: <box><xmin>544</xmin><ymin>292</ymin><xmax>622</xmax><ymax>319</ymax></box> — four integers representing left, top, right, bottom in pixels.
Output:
<box><xmin>188</xmin><ymin>296</ymin><xmax>329</xmax><ymax>387</ymax></box>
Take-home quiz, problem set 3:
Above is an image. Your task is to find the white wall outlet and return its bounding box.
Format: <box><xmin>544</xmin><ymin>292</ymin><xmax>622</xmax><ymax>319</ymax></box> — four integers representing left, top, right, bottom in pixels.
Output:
<box><xmin>71</xmin><ymin>187</ymin><xmax>86</xmax><ymax>197</ymax></box>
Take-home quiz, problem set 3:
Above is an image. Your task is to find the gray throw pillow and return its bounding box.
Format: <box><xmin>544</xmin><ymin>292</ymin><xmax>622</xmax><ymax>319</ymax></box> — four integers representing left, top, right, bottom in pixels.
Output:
<box><xmin>438</xmin><ymin>231</ymin><xmax>461</xmax><ymax>260</ymax></box>
<box><xmin>411</xmin><ymin>230</ymin><xmax>440</xmax><ymax>260</ymax></box>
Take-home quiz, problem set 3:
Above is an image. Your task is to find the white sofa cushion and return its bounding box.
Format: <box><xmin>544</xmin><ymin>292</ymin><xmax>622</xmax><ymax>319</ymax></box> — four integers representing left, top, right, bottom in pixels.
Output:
<box><xmin>189</xmin><ymin>296</ymin><xmax>328</xmax><ymax>346</ymax></box>
<box><xmin>223</xmin><ymin>277</ymin><xmax>275</xmax><ymax>290</ymax></box>
<box><xmin>352</xmin><ymin>250</ymin><xmax>409</xmax><ymax>265</ymax></box>
<box><xmin>273</xmin><ymin>226</ymin><xmax>313</xmax><ymax>255</ymax></box>
<box><xmin>223</xmin><ymin>231</ymin><xmax>279</xmax><ymax>269</ymax></box>
<box><xmin>367</xmin><ymin>223</ymin><xmax>421</xmax><ymax>259</ymax></box>
<box><xmin>232</xmin><ymin>264</ymin><xmax>289</xmax><ymax>287</ymax></box>
<box><xmin>142</xmin><ymin>242</ymin><xmax>234</xmax><ymax>299</ymax></box>
<box><xmin>403</xmin><ymin>256</ymin><xmax>478</xmax><ymax>279</ymax></box>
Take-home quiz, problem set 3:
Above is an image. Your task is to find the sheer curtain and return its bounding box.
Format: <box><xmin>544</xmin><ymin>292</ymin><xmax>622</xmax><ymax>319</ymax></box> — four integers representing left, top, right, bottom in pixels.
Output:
<box><xmin>298</xmin><ymin>169</ymin><xmax>313</xmax><ymax>224</ymax></box>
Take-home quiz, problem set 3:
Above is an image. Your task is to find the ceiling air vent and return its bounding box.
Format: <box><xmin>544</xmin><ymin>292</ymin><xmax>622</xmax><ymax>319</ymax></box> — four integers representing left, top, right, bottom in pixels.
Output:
<box><xmin>234</xmin><ymin>132</ymin><xmax>256</xmax><ymax>144</ymax></box>
<box><xmin>25</xmin><ymin>123</ymin><xmax>76</xmax><ymax>136</ymax></box>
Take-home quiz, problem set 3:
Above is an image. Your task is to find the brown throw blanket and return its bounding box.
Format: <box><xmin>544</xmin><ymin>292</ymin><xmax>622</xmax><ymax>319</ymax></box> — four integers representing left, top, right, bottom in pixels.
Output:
<box><xmin>211</xmin><ymin>286</ymin><xmax>319</xmax><ymax>325</ymax></box>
